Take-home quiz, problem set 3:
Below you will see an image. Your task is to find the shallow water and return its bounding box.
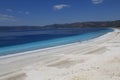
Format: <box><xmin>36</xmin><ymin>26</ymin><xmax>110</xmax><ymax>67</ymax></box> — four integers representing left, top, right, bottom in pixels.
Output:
<box><xmin>0</xmin><ymin>28</ymin><xmax>113</xmax><ymax>56</ymax></box>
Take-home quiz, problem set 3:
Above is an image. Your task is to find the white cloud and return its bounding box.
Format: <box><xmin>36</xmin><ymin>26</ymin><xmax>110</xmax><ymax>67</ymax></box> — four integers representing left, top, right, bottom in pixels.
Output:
<box><xmin>53</xmin><ymin>4</ymin><xmax>70</xmax><ymax>10</ymax></box>
<box><xmin>0</xmin><ymin>14</ymin><xmax>16</xmax><ymax>22</ymax></box>
<box><xmin>18</xmin><ymin>11</ymin><xmax>30</xmax><ymax>15</ymax></box>
<box><xmin>25</xmin><ymin>11</ymin><xmax>30</xmax><ymax>15</ymax></box>
<box><xmin>6</xmin><ymin>9</ymin><xmax>13</xmax><ymax>12</ymax></box>
<box><xmin>91</xmin><ymin>0</ymin><xmax>104</xmax><ymax>4</ymax></box>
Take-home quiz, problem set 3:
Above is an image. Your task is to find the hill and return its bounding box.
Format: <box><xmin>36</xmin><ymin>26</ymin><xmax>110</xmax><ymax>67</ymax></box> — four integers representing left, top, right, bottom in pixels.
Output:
<box><xmin>0</xmin><ymin>20</ymin><xmax>120</xmax><ymax>31</ymax></box>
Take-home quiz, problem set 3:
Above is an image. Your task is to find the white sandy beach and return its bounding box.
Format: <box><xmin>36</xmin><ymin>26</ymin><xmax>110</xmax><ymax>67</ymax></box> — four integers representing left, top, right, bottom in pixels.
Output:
<box><xmin>0</xmin><ymin>28</ymin><xmax>120</xmax><ymax>80</ymax></box>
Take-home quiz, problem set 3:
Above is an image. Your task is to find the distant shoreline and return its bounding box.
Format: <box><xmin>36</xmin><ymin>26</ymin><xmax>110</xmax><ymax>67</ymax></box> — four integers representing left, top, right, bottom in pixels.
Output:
<box><xmin>0</xmin><ymin>20</ymin><xmax>120</xmax><ymax>31</ymax></box>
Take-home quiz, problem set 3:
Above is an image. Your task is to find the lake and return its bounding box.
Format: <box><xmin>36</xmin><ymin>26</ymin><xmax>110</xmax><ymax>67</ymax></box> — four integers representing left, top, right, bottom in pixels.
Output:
<box><xmin>0</xmin><ymin>28</ymin><xmax>113</xmax><ymax>56</ymax></box>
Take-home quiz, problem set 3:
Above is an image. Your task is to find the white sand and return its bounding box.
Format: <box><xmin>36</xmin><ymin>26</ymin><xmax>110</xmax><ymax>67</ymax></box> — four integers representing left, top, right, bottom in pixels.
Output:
<box><xmin>0</xmin><ymin>28</ymin><xmax>120</xmax><ymax>80</ymax></box>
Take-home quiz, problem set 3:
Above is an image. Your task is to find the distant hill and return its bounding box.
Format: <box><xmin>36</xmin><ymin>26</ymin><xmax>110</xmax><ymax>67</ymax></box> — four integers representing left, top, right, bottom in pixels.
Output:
<box><xmin>44</xmin><ymin>20</ymin><xmax>120</xmax><ymax>29</ymax></box>
<box><xmin>0</xmin><ymin>20</ymin><xmax>120</xmax><ymax>31</ymax></box>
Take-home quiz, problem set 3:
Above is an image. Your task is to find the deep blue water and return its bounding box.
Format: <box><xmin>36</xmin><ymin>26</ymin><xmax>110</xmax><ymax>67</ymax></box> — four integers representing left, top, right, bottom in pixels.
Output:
<box><xmin>0</xmin><ymin>28</ymin><xmax>113</xmax><ymax>56</ymax></box>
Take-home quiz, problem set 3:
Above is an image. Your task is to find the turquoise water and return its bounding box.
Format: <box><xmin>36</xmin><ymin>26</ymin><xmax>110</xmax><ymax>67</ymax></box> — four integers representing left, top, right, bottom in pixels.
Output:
<box><xmin>0</xmin><ymin>28</ymin><xmax>113</xmax><ymax>56</ymax></box>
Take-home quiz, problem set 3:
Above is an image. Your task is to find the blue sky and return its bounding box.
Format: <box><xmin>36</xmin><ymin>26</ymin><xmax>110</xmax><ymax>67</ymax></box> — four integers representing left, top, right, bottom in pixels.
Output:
<box><xmin>0</xmin><ymin>0</ymin><xmax>120</xmax><ymax>26</ymax></box>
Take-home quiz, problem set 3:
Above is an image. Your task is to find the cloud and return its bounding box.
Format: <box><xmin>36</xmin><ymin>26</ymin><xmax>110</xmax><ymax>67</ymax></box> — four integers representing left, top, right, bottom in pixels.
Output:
<box><xmin>53</xmin><ymin>4</ymin><xmax>70</xmax><ymax>10</ymax></box>
<box><xmin>25</xmin><ymin>11</ymin><xmax>30</xmax><ymax>15</ymax></box>
<box><xmin>6</xmin><ymin>9</ymin><xmax>13</xmax><ymax>12</ymax></box>
<box><xmin>18</xmin><ymin>11</ymin><xmax>30</xmax><ymax>15</ymax></box>
<box><xmin>0</xmin><ymin>14</ymin><xmax>16</xmax><ymax>22</ymax></box>
<box><xmin>91</xmin><ymin>0</ymin><xmax>104</xmax><ymax>4</ymax></box>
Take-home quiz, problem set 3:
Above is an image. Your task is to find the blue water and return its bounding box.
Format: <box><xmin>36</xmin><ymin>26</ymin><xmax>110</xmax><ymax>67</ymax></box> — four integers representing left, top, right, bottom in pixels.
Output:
<box><xmin>0</xmin><ymin>28</ymin><xmax>113</xmax><ymax>56</ymax></box>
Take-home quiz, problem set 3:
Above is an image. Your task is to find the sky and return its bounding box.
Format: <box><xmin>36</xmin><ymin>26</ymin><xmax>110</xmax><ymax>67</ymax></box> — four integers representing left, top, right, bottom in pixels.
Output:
<box><xmin>0</xmin><ymin>0</ymin><xmax>120</xmax><ymax>26</ymax></box>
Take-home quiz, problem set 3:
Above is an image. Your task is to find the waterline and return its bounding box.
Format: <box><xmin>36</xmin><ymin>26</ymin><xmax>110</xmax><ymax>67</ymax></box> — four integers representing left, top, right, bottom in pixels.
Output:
<box><xmin>0</xmin><ymin>28</ymin><xmax>113</xmax><ymax>56</ymax></box>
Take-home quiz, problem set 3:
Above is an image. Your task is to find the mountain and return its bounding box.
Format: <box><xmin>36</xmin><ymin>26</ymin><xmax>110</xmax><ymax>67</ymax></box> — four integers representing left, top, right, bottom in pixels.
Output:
<box><xmin>0</xmin><ymin>20</ymin><xmax>120</xmax><ymax>31</ymax></box>
<box><xmin>44</xmin><ymin>20</ymin><xmax>120</xmax><ymax>29</ymax></box>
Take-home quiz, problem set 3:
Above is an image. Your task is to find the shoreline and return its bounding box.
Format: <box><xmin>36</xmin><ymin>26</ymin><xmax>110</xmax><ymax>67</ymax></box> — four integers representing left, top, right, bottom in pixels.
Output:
<box><xmin>0</xmin><ymin>28</ymin><xmax>120</xmax><ymax>80</ymax></box>
<box><xmin>0</xmin><ymin>28</ymin><xmax>114</xmax><ymax>59</ymax></box>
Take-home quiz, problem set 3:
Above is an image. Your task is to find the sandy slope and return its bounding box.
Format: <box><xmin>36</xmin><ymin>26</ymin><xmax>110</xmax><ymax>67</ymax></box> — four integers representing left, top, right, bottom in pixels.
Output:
<box><xmin>0</xmin><ymin>29</ymin><xmax>120</xmax><ymax>80</ymax></box>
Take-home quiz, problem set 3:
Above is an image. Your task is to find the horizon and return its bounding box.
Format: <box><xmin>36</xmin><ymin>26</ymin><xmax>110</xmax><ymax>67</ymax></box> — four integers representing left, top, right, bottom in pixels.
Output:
<box><xmin>0</xmin><ymin>0</ymin><xmax>120</xmax><ymax>26</ymax></box>
<box><xmin>0</xmin><ymin>19</ymin><xmax>120</xmax><ymax>27</ymax></box>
